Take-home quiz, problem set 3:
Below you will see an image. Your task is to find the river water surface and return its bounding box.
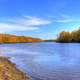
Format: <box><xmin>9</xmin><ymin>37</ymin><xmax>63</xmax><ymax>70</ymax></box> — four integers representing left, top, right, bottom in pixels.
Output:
<box><xmin>0</xmin><ymin>42</ymin><xmax>80</xmax><ymax>80</ymax></box>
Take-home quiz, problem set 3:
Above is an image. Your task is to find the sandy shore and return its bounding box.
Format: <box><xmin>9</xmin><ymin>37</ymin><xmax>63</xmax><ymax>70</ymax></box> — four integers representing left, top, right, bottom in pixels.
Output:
<box><xmin>0</xmin><ymin>56</ymin><xmax>31</xmax><ymax>80</ymax></box>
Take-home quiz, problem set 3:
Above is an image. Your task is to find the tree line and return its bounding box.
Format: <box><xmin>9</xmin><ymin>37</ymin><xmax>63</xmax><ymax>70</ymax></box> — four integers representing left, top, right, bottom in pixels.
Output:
<box><xmin>57</xmin><ymin>28</ymin><xmax>80</xmax><ymax>42</ymax></box>
<box><xmin>0</xmin><ymin>34</ymin><xmax>42</xmax><ymax>43</ymax></box>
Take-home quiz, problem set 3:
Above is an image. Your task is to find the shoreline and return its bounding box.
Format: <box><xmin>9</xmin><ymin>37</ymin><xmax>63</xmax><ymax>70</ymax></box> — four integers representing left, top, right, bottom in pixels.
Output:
<box><xmin>0</xmin><ymin>56</ymin><xmax>31</xmax><ymax>80</ymax></box>
<box><xmin>0</xmin><ymin>41</ymin><xmax>43</xmax><ymax>44</ymax></box>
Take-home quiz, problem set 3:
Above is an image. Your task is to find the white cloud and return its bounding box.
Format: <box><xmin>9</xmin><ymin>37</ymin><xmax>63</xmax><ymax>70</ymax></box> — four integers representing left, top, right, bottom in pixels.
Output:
<box><xmin>0</xmin><ymin>16</ymin><xmax>52</xmax><ymax>33</ymax></box>
<box><xmin>18</xmin><ymin>16</ymin><xmax>52</xmax><ymax>26</ymax></box>
<box><xmin>0</xmin><ymin>23</ymin><xmax>39</xmax><ymax>33</ymax></box>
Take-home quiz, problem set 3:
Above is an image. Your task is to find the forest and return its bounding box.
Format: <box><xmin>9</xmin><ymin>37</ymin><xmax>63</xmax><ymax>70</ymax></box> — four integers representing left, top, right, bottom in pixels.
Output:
<box><xmin>0</xmin><ymin>34</ymin><xmax>42</xmax><ymax>43</ymax></box>
<box><xmin>57</xmin><ymin>28</ymin><xmax>80</xmax><ymax>42</ymax></box>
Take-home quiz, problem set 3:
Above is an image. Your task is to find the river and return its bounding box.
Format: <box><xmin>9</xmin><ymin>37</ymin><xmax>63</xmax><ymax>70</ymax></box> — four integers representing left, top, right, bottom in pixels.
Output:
<box><xmin>0</xmin><ymin>42</ymin><xmax>80</xmax><ymax>80</ymax></box>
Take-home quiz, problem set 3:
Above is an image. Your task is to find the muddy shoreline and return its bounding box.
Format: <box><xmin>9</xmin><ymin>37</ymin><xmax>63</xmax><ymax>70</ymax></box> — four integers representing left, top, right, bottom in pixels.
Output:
<box><xmin>0</xmin><ymin>56</ymin><xmax>31</xmax><ymax>80</ymax></box>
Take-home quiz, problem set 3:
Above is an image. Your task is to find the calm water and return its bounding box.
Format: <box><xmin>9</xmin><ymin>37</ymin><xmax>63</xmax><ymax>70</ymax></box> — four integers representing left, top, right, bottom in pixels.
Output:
<box><xmin>0</xmin><ymin>42</ymin><xmax>80</xmax><ymax>80</ymax></box>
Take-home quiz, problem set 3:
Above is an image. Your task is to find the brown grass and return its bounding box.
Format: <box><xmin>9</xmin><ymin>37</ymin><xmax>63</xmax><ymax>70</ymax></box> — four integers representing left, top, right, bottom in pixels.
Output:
<box><xmin>0</xmin><ymin>57</ymin><xmax>31</xmax><ymax>80</ymax></box>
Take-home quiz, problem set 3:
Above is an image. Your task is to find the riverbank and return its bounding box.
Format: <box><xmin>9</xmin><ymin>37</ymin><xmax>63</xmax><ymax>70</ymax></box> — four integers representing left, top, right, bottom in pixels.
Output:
<box><xmin>0</xmin><ymin>34</ymin><xmax>42</xmax><ymax>43</ymax></box>
<box><xmin>0</xmin><ymin>56</ymin><xmax>31</xmax><ymax>80</ymax></box>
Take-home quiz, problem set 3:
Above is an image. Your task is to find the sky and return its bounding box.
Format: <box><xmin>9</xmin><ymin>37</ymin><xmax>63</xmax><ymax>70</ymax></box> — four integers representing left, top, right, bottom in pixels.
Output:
<box><xmin>0</xmin><ymin>0</ymin><xmax>80</xmax><ymax>39</ymax></box>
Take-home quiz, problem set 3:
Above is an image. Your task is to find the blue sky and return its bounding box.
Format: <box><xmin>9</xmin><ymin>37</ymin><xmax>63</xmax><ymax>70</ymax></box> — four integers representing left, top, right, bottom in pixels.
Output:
<box><xmin>0</xmin><ymin>0</ymin><xmax>80</xmax><ymax>39</ymax></box>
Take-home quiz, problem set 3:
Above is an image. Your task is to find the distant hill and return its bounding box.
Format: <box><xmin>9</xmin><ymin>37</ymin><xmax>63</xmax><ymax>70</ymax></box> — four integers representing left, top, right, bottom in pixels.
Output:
<box><xmin>0</xmin><ymin>34</ymin><xmax>42</xmax><ymax>43</ymax></box>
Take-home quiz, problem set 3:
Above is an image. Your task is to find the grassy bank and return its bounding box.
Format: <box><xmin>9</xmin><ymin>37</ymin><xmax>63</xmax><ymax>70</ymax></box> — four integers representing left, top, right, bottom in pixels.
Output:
<box><xmin>0</xmin><ymin>57</ymin><xmax>31</xmax><ymax>80</ymax></box>
<box><xmin>0</xmin><ymin>34</ymin><xmax>42</xmax><ymax>43</ymax></box>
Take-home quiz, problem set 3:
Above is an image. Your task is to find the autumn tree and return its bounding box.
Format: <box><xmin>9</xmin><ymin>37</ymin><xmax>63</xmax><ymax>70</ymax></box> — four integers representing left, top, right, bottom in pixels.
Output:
<box><xmin>57</xmin><ymin>28</ymin><xmax>80</xmax><ymax>42</ymax></box>
<box><xmin>71</xmin><ymin>29</ymin><xmax>80</xmax><ymax>42</ymax></box>
<box><xmin>57</xmin><ymin>31</ymin><xmax>71</xmax><ymax>42</ymax></box>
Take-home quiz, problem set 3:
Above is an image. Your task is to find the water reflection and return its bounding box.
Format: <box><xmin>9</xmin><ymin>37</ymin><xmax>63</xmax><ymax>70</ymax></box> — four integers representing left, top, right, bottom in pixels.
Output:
<box><xmin>0</xmin><ymin>43</ymin><xmax>80</xmax><ymax>80</ymax></box>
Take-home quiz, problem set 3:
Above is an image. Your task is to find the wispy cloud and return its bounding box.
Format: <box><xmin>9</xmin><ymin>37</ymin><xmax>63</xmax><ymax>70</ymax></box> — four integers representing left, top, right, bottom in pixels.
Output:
<box><xmin>54</xmin><ymin>14</ymin><xmax>73</xmax><ymax>23</ymax></box>
<box><xmin>54</xmin><ymin>19</ymin><xmax>73</xmax><ymax>23</ymax></box>
<box><xmin>0</xmin><ymin>23</ymin><xmax>39</xmax><ymax>33</ymax></box>
<box><xmin>21</xmin><ymin>16</ymin><xmax>52</xmax><ymax>26</ymax></box>
<box><xmin>0</xmin><ymin>16</ymin><xmax>52</xmax><ymax>33</ymax></box>
<box><xmin>48</xmin><ymin>14</ymin><xmax>74</xmax><ymax>23</ymax></box>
